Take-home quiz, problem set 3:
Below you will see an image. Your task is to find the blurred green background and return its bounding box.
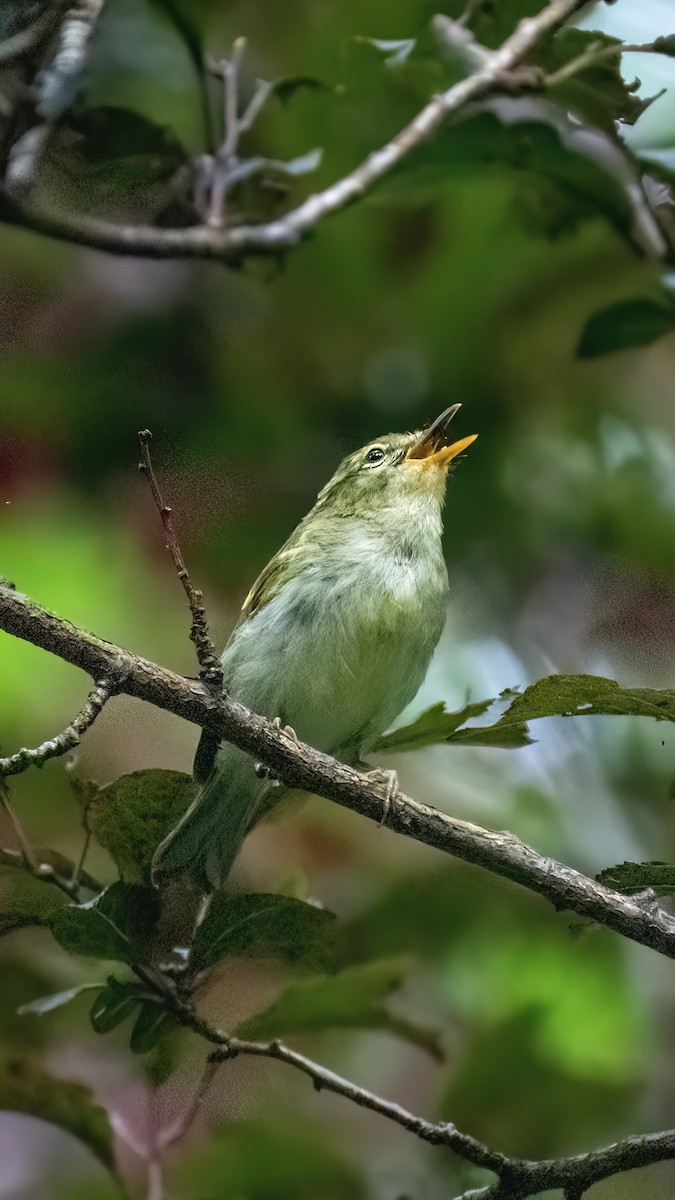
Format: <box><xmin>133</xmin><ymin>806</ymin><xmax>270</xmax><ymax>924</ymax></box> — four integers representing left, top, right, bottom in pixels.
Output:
<box><xmin>2</xmin><ymin>0</ymin><xmax>675</xmax><ymax>1197</ymax></box>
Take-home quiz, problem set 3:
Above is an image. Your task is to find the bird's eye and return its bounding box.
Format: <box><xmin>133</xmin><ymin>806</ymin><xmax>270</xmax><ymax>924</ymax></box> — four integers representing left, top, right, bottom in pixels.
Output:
<box><xmin>365</xmin><ymin>446</ymin><xmax>386</xmax><ymax>465</ymax></box>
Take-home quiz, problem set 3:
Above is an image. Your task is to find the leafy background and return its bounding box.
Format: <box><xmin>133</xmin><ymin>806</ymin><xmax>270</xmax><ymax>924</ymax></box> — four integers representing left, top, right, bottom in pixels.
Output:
<box><xmin>2</xmin><ymin>0</ymin><xmax>675</xmax><ymax>1197</ymax></box>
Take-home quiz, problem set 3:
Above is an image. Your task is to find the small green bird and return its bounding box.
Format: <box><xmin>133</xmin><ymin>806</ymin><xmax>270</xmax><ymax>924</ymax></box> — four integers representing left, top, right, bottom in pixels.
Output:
<box><xmin>152</xmin><ymin>406</ymin><xmax>477</xmax><ymax>891</ymax></box>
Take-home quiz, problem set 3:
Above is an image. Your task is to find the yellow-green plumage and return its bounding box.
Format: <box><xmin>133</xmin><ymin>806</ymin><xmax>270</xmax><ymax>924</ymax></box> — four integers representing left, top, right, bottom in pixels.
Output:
<box><xmin>152</xmin><ymin>411</ymin><xmax>475</xmax><ymax>891</ymax></box>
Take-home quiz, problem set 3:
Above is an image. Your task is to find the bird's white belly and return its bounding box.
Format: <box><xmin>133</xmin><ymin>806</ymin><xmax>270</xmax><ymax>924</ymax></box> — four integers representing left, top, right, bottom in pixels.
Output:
<box><xmin>224</xmin><ymin>537</ymin><xmax>448</xmax><ymax>760</ymax></box>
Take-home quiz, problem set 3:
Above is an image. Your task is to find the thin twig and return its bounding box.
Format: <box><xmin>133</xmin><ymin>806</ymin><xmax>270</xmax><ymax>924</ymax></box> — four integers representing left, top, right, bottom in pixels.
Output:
<box><xmin>137</xmin><ymin>429</ymin><xmax>223</xmax><ymax>692</ymax></box>
<box><xmin>543</xmin><ymin>39</ymin><xmax>667</xmax><ymax>89</ymax></box>
<box><xmin>0</xmin><ymin>677</ymin><xmax>116</xmax><ymax>778</ymax></box>
<box><xmin>156</xmin><ymin>1054</ymin><xmax>220</xmax><ymax>1153</ymax></box>
<box><xmin>3</xmin><ymin>580</ymin><xmax>675</xmax><ymax>962</ymax></box>
<box><xmin>0</xmin><ymin>778</ymin><xmax>84</xmax><ymax>900</ymax></box>
<box><xmin>175</xmin><ymin>1006</ymin><xmax>675</xmax><ymax>1200</ymax></box>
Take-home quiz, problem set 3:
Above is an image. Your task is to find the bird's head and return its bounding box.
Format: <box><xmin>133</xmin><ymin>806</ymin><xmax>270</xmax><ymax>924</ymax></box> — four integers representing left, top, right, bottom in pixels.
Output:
<box><xmin>315</xmin><ymin>405</ymin><xmax>477</xmax><ymax>519</ymax></box>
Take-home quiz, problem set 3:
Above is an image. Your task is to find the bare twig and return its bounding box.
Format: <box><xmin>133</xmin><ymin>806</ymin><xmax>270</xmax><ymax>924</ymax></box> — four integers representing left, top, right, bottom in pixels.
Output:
<box><xmin>3</xmin><ymin>581</ymin><xmax>675</xmax><ymax>962</ymax></box>
<box><xmin>1</xmin><ymin>0</ymin><xmax>599</xmax><ymax>259</ymax></box>
<box><xmin>137</xmin><ymin>429</ymin><xmax>223</xmax><ymax>692</ymax></box>
<box><xmin>543</xmin><ymin>38</ymin><xmax>672</xmax><ymax>88</ymax></box>
<box><xmin>0</xmin><ymin>777</ymin><xmax>85</xmax><ymax>900</ymax></box>
<box><xmin>173</xmin><ymin>1006</ymin><xmax>675</xmax><ymax>1200</ymax></box>
<box><xmin>0</xmin><ymin>676</ymin><xmax>116</xmax><ymax>778</ymax></box>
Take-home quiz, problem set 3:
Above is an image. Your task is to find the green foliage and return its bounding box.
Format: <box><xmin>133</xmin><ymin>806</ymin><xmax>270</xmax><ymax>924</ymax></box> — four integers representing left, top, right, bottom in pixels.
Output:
<box><xmin>236</xmin><ymin>958</ymin><xmax>441</xmax><ymax>1057</ymax></box>
<box><xmin>89</xmin><ymin>976</ymin><xmax>151</xmax><ymax>1033</ymax></box>
<box><xmin>17</xmin><ymin>984</ymin><xmax>102</xmax><ymax>1017</ymax></box>
<box><xmin>0</xmin><ymin>1051</ymin><xmax>116</xmax><ymax>1174</ymax></box>
<box><xmin>531</xmin><ymin>29</ymin><xmax>658</xmax><ymax>132</ymax></box>
<box><xmin>49</xmin><ymin>882</ymin><xmax>160</xmax><ymax>964</ymax></box>
<box><xmin>0</xmin><ymin>866</ymin><xmax>67</xmax><ymax>937</ymax></box>
<box><xmin>190</xmin><ymin>892</ymin><xmax>337</xmax><ymax>974</ymax></box>
<box><xmin>577</xmin><ymin>297</ymin><xmax>675</xmax><ymax>357</ymax></box>
<box><xmin>174</xmin><ymin>1118</ymin><xmax>366</xmax><ymax>1200</ymax></box>
<box><xmin>81</xmin><ymin>769</ymin><xmax>196</xmax><ymax>883</ymax></box>
<box><xmin>374</xmin><ymin>697</ymin><xmax>531</xmax><ymax>753</ymax></box>
<box><xmin>596</xmin><ymin>861</ymin><xmax>675</xmax><ymax>897</ymax></box>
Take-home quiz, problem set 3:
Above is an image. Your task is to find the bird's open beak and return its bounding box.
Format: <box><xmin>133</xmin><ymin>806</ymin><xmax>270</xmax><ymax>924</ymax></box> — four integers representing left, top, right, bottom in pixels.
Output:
<box><xmin>405</xmin><ymin>404</ymin><xmax>478</xmax><ymax>468</ymax></box>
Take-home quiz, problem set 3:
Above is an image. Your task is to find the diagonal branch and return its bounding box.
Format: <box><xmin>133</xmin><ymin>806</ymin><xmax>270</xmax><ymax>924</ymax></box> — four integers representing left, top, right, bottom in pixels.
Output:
<box><xmin>1</xmin><ymin>0</ymin><xmax>596</xmax><ymax>261</ymax></box>
<box><xmin>0</xmin><ymin>676</ymin><xmax>116</xmax><ymax>777</ymax></box>
<box><xmin>175</xmin><ymin>1003</ymin><xmax>675</xmax><ymax>1200</ymax></box>
<box><xmin>2</xmin><ymin>580</ymin><xmax>675</xmax><ymax>962</ymax></box>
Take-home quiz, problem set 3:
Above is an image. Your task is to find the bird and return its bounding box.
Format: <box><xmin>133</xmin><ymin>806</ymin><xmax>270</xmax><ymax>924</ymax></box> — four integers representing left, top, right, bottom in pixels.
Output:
<box><xmin>152</xmin><ymin>405</ymin><xmax>477</xmax><ymax>892</ymax></box>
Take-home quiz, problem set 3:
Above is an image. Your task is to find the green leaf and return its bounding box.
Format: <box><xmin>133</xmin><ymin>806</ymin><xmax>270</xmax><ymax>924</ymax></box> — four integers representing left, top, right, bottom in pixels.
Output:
<box><xmin>190</xmin><ymin>893</ymin><xmax>337</xmax><ymax>975</ymax></box>
<box><xmin>271</xmin><ymin>76</ymin><xmax>330</xmax><ymax>104</ymax></box>
<box><xmin>373</xmin><ymin>697</ymin><xmax>531</xmax><ymax>753</ymax></box>
<box><xmin>533</xmin><ymin>29</ymin><xmax>659</xmax><ymax>133</ymax></box>
<box><xmin>17</xmin><ymin>984</ymin><xmax>102</xmax><ymax>1017</ymax></box>
<box><xmin>596</xmin><ymin>861</ymin><xmax>675</xmax><ymax>897</ymax></box>
<box><xmin>236</xmin><ymin>958</ymin><xmax>441</xmax><ymax>1058</ymax></box>
<box><xmin>0</xmin><ymin>865</ymin><xmax>68</xmax><ymax>938</ymax></box>
<box><xmin>130</xmin><ymin>1000</ymin><xmax>176</xmax><ymax>1055</ymax></box>
<box><xmin>89</xmin><ymin>977</ymin><xmax>147</xmax><ymax>1034</ymax></box>
<box><xmin>49</xmin><ymin>882</ymin><xmax>159</xmax><ymax>965</ymax></box>
<box><xmin>353</xmin><ymin>37</ymin><xmax>417</xmax><ymax>66</ymax></box>
<box><xmin>0</xmin><ymin>1051</ymin><xmax>116</xmax><ymax>1173</ymax></box>
<box><xmin>653</xmin><ymin>35</ymin><xmax>675</xmax><ymax>57</ymax></box>
<box><xmin>577</xmin><ymin>298</ymin><xmax>675</xmax><ymax>358</ymax></box>
<box><xmin>494</xmin><ymin>674</ymin><xmax>675</xmax><ymax>726</ymax></box>
<box><xmin>82</xmin><ymin>768</ymin><xmax>197</xmax><ymax>883</ymax></box>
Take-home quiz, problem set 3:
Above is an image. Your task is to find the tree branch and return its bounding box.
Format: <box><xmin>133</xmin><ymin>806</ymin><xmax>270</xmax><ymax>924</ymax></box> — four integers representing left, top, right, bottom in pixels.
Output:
<box><xmin>174</xmin><ymin>1004</ymin><xmax>675</xmax><ymax>1200</ymax></box>
<box><xmin>137</xmin><ymin>430</ymin><xmax>223</xmax><ymax>691</ymax></box>
<box><xmin>5</xmin><ymin>0</ymin><xmax>107</xmax><ymax>196</ymax></box>
<box><xmin>0</xmin><ymin>0</ymin><xmax>592</xmax><ymax>260</ymax></box>
<box><xmin>0</xmin><ymin>676</ymin><xmax>116</xmax><ymax>777</ymax></box>
<box><xmin>3</xmin><ymin>580</ymin><xmax>675</xmax><ymax>961</ymax></box>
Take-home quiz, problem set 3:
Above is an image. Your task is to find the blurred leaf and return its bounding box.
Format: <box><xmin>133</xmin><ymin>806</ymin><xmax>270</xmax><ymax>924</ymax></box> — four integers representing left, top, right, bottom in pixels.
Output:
<box><xmin>0</xmin><ymin>865</ymin><xmax>67</xmax><ymax>938</ymax></box>
<box><xmin>533</xmin><ymin>29</ymin><xmax>659</xmax><ymax>132</ymax></box>
<box><xmin>236</xmin><ymin>958</ymin><xmax>441</xmax><ymax>1057</ymax></box>
<box><xmin>190</xmin><ymin>893</ymin><xmax>337</xmax><ymax>974</ymax></box>
<box><xmin>577</xmin><ymin>298</ymin><xmax>675</xmax><ymax>357</ymax></box>
<box><xmin>272</xmin><ymin>76</ymin><xmax>330</xmax><ymax>103</ymax></box>
<box><xmin>596</xmin><ymin>861</ymin><xmax>675</xmax><ymax>896</ymax></box>
<box><xmin>273</xmin><ymin>148</ymin><xmax>323</xmax><ymax>176</ymax></box>
<box><xmin>354</xmin><ymin>37</ymin><xmax>417</xmax><ymax>66</ymax></box>
<box><xmin>18</xmin><ymin>984</ymin><xmax>102</xmax><ymax>1017</ymax></box>
<box><xmin>82</xmin><ymin>768</ymin><xmax>196</xmax><ymax>883</ymax></box>
<box><xmin>129</xmin><ymin>999</ymin><xmax>176</xmax><ymax>1054</ymax></box>
<box><xmin>383</xmin><ymin>95</ymin><xmax>664</xmax><ymax>258</ymax></box>
<box><xmin>89</xmin><ymin>976</ymin><xmax>148</xmax><ymax>1034</ymax></box>
<box><xmin>49</xmin><ymin>882</ymin><xmax>159</xmax><ymax>964</ymax></box>
<box><xmin>0</xmin><ymin>1051</ymin><xmax>116</xmax><ymax>1174</ymax></box>
<box><xmin>653</xmin><ymin>35</ymin><xmax>675</xmax><ymax>57</ymax></box>
<box><xmin>176</xmin><ymin>1117</ymin><xmax>366</xmax><ymax>1200</ymax></box>
<box><xmin>494</xmin><ymin>674</ymin><xmax>675</xmax><ymax>726</ymax></box>
<box><xmin>442</xmin><ymin>1009</ymin><xmax>639</xmax><ymax>1158</ymax></box>
<box><xmin>373</xmin><ymin>697</ymin><xmax>531</xmax><ymax>753</ymax></box>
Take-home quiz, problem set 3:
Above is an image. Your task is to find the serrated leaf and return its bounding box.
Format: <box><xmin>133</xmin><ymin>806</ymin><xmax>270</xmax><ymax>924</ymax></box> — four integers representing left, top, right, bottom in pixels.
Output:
<box><xmin>83</xmin><ymin>769</ymin><xmax>196</xmax><ymax>882</ymax></box>
<box><xmin>373</xmin><ymin>697</ymin><xmax>531</xmax><ymax>753</ymax></box>
<box><xmin>49</xmin><ymin>882</ymin><xmax>159</xmax><ymax>965</ymax></box>
<box><xmin>596</xmin><ymin>861</ymin><xmax>675</xmax><ymax>897</ymax></box>
<box><xmin>532</xmin><ymin>29</ymin><xmax>660</xmax><ymax>133</ymax></box>
<box><xmin>493</xmin><ymin>674</ymin><xmax>675</xmax><ymax>728</ymax></box>
<box><xmin>0</xmin><ymin>865</ymin><xmax>68</xmax><ymax>938</ymax></box>
<box><xmin>89</xmin><ymin>977</ymin><xmax>147</xmax><ymax>1034</ymax></box>
<box><xmin>130</xmin><ymin>1000</ymin><xmax>176</xmax><ymax>1055</ymax></box>
<box><xmin>235</xmin><ymin>958</ymin><xmax>441</xmax><ymax>1058</ymax></box>
<box><xmin>0</xmin><ymin>1051</ymin><xmax>116</xmax><ymax>1173</ymax></box>
<box><xmin>190</xmin><ymin>893</ymin><xmax>337</xmax><ymax>975</ymax></box>
<box><xmin>17</xmin><ymin>984</ymin><xmax>102</xmax><ymax>1017</ymax></box>
<box><xmin>578</xmin><ymin>298</ymin><xmax>675</xmax><ymax>357</ymax></box>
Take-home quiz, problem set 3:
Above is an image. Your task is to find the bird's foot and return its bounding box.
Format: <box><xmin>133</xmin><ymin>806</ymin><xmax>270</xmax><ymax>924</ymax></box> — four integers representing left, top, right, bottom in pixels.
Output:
<box><xmin>255</xmin><ymin>718</ymin><xmax>298</xmax><ymax>781</ymax></box>
<box><xmin>362</xmin><ymin>767</ymin><xmax>399</xmax><ymax>827</ymax></box>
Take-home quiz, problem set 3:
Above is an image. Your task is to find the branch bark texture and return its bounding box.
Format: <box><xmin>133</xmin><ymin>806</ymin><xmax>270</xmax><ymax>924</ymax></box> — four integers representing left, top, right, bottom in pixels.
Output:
<box><xmin>2</xmin><ymin>580</ymin><xmax>675</xmax><ymax>963</ymax></box>
<box><xmin>0</xmin><ymin>0</ymin><xmax>591</xmax><ymax>260</ymax></box>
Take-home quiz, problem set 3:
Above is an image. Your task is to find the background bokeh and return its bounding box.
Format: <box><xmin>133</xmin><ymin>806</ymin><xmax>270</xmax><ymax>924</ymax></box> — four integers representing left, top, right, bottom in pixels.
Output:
<box><xmin>2</xmin><ymin>1</ymin><xmax>675</xmax><ymax>1197</ymax></box>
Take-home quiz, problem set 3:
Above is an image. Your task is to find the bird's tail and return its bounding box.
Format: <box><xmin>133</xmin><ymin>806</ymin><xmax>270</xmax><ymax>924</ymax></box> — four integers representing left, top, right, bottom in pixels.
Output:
<box><xmin>151</xmin><ymin>746</ymin><xmax>265</xmax><ymax>892</ymax></box>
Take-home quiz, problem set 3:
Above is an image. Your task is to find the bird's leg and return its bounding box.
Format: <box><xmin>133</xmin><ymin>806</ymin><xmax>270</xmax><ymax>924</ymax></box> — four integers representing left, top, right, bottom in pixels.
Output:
<box><xmin>357</xmin><ymin>764</ymin><xmax>399</xmax><ymax>826</ymax></box>
<box><xmin>254</xmin><ymin>716</ymin><xmax>298</xmax><ymax>781</ymax></box>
